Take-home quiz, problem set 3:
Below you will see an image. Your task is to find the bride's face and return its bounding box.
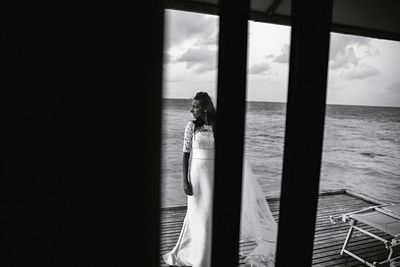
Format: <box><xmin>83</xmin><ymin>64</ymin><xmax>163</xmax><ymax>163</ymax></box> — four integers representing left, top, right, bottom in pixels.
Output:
<box><xmin>190</xmin><ymin>99</ymin><xmax>204</xmax><ymax>119</ymax></box>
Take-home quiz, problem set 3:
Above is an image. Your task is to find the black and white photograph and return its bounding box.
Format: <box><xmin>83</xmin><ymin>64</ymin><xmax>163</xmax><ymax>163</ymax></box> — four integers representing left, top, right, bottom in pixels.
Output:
<box><xmin>3</xmin><ymin>0</ymin><xmax>400</xmax><ymax>266</ymax></box>
<box><xmin>159</xmin><ymin>4</ymin><xmax>400</xmax><ymax>267</ymax></box>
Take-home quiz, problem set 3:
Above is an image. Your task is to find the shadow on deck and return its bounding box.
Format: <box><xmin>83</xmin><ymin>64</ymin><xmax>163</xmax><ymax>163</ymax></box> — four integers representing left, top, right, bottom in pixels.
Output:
<box><xmin>160</xmin><ymin>190</ymin><xmax>396</xmax><ymax>266</ymax></box>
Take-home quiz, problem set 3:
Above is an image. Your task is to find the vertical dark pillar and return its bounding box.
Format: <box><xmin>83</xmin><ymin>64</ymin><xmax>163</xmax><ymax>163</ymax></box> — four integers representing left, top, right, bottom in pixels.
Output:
<box><xmin>134</xmin><ymin>2</ymin><xmax>164</xmax><ymax>267</ymax></box>
<box><xmin>211</xmin><ymin>0</ymin><xmax>249</xmax><ymax>266</ymax></box>
<box><xmin>276</xmin><ymin>0</ymin><xmax>333</xmax><ymax>266</ymax></box>
<box><xmin>2</xmin><ymin>1</ymin><xmax>163</xmax><ymax>266</ymax></box>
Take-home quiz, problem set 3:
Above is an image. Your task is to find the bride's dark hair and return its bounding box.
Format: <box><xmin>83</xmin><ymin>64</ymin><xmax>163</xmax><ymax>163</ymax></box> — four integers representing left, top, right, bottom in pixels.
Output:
<box><xmin>193</xmin><ymin>92</ymin><xmax>216</xmax><ymax>136</ymax></box>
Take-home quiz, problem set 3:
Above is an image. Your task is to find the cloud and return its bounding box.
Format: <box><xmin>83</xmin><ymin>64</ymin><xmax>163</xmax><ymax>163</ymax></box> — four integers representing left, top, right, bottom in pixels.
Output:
<box><xmin>383</xmin><ymin>82</ymin><xmax>400</xmax><ymax>93</ymax></box>
<box><xmin>345</xmin><ymin>64</ymin><xmax>380</xmax><ymax>80</ymax></box>
<box><xmin>265</xmin><ymin>44</ymin><xmax>290</xmax><ymax>64</ymax></box>
<box><xmin>329</xmin><ymin>34</ymin><xmax>378</xmax><ymax>71</ymax></box>
<box><xmin>196</xmin><ymin>32</ymin><xmax>218</xmax><ymax>47</ymax></box>
<box><xmin>329</xmin><ymin>47</ymin><xmax>359</xmax><ymax>69</ymax></box>
<box><xmin>175</xmin><ymin>47</ymin><xmax>217</xmax><ymax>74</ymax></box>
<box><xmin>178</xmin><ymin>48</ymin><xmax>215</xmax><ymax>64</ymax></box>
<box><xmin>264</xmin><ymin>35</ymin><xmax>376</xmax><ymax>70</ymax></box>
<box><xmin>330</xmin><ymin>34</ymin><xmax>370</xmax><ymax>58</ymax></box>
<box><xmin>273</xmin><ymin>44</ymin><xmax>290</xmax><ymax>63</ymax></box>
<box><xmin>248</xmin><ymin>62</ymin><xmax>272</xmax><ymax>75</ymax></box>
<box><xmin>164</xmin><ymin>10</ymin><xmax>218</xmax><ymax>49</ymax></box>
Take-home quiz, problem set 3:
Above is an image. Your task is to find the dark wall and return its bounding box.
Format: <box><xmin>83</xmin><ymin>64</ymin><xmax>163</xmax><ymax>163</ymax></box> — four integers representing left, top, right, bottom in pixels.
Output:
<box><xmin>3</xmin><ymin>2</ymin><xmax>163</xmax><ymax>266</ymax></box>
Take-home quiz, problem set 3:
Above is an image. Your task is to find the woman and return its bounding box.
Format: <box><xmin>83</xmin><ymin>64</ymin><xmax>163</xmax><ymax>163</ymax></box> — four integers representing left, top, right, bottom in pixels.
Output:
<box><xmin>163</xmin><ymin>92</ymin><xmax>277</xmax><ymax>267</ymax></box>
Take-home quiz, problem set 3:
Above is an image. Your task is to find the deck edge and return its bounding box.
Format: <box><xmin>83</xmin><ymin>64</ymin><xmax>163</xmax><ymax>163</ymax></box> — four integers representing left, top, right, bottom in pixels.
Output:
<box><xmin>344</xmin><ymin>189</ymin><xmax>387</xmax><ymax>205</ymax></box>
<box><xmin>161</xmin><ymin>189</ymin><xmax>392</xmax><ymax>211</ymax></box>
<box><xmin>162</xmin><ymin>189</ymin><xmax>351</xmax><ymax>211</ymax></box>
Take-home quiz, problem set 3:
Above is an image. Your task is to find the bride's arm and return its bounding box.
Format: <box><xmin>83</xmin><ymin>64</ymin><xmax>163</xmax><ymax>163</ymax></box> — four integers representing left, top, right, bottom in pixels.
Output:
<box><xmin>182</xmin><ymin>122</ymin><xmax>194</xmax><ymax>196</ymax></box>
<box><xmin>183</xmin><ymin>152</ymin><xmax>192</xmax><ymax>195</ymax></box>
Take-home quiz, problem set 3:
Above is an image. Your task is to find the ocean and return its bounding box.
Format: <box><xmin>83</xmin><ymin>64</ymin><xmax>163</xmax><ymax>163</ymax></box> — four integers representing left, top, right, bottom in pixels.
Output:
<box><xmin>161</xmin><ymin>98</ymin><xmax>400</xmax><ymax>208</ymax></box>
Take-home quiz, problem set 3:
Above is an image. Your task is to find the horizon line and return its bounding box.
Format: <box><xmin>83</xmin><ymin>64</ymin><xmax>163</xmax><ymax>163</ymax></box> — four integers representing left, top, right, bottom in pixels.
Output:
<box><xmin>162</xmin><ymin>97</ymin><xmax>400</xmax><ymax>108</ymax></box>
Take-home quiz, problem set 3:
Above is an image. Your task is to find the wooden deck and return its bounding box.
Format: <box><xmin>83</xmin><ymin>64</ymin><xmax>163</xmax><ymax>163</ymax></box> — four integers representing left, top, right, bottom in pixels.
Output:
<box><xmin>160</xmin><ymin>190</ymin><xmax>397</xmax><ymax>266</ymax></box>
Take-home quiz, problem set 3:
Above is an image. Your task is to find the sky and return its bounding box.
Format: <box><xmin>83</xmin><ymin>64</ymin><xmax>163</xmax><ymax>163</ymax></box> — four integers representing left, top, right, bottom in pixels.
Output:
<box><xmin>163</xmin><ymin>9</ymin><xmax>400</xmax><ymax>107</ymax></box>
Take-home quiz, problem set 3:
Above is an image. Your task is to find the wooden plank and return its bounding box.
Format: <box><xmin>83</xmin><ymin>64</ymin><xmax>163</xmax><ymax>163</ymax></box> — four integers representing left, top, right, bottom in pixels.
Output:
<box><xmin>313</xmin><ymin>225</ymin><xmax>389</xmax><ymax>246</ymax></box>
<box><xmin>313</xmin><ymin>232</ymin><xmax>391</xmax><ymax>258</ymax></box>
<box><xmin>314</xmin><ymin>243</ymin><xmax>392</xmax><ymax>266</ymax></box>
<box><xmin>160</xmin><ymin>192</ymin><xmax>396</xmax><ymax>266</ymax></box>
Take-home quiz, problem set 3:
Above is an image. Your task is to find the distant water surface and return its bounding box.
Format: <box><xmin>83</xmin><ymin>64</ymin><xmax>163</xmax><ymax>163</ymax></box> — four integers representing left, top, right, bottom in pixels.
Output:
<box><xmin>161</xmin><ymin>98</ymin><xmax>400</xmax><ymax>207</ymax></box>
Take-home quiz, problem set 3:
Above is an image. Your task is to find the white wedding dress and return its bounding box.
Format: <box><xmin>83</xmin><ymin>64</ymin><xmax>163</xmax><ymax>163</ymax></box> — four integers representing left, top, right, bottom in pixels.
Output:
<box><xmin>163</xmin><ymin>121</ymin><xmax>277</xmax><ymax>267</ymax></box>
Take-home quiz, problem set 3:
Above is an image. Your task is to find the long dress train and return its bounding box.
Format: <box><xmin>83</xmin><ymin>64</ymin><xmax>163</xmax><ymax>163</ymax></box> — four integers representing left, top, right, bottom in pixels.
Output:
<box><xmin>163</xmin><ymin>121</ymin><xmax>277</xmax><ymax>267</ymax></box>
<box><xmin>240</xmin><ymin>157</ymin><xmax>277</xmax><ymax>267</ymax></box>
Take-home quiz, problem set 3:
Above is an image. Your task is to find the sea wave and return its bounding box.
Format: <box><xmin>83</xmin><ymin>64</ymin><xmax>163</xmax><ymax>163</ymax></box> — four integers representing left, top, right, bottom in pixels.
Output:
<box><xmin>359</xmin><ymin>152</ymin><xmax>387</xmax><ymax>158</ymax></box>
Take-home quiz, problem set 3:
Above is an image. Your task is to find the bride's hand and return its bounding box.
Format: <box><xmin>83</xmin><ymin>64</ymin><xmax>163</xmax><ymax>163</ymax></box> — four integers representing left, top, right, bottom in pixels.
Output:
<box><xmin>184</xmin><ymin>181</ymin><xmax>193</xmax><ymax>196</ymax></box>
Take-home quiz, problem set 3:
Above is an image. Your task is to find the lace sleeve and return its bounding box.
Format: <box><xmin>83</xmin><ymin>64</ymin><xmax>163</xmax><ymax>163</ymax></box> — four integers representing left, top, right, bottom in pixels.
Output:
<box><xmin>183</xmin><ymin>121</ymin><xmax>194</xmax><ymax>153</ymax></box>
